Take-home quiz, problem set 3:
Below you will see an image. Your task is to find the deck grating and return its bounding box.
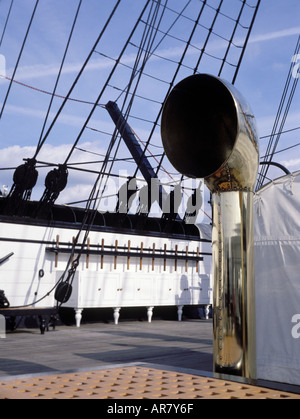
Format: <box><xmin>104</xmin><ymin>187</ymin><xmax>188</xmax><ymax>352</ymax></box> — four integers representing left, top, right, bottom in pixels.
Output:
<box><xmin>1</xmin><ymin>366</ymin><xmax>300</xmax><ymax>400</ymax></box>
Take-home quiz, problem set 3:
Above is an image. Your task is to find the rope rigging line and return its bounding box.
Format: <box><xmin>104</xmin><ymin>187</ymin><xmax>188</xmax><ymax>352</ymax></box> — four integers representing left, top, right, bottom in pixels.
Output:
<box><xmin>154</xmin><ymin>0</ymin><xmax>250</xmax><ymax>29</ymax></box>
<box><xmin>256</xmin><ymin>34</ymin><xmax>300</xmax><ymax>190</ymax></box>
<box><xmin>36</xmin><ymin>0</ymin><xmax>83</xmax><ymax>151</ymax></box>
<box><xmin>0</xmin><ymin>0</ymin><xmax>14</xmax><ymax>47</ymax></box>
<box><xmin>139</xmin><ymin>16</ymin><xmax>245</xmax><ymax>52</ymax></box>
<box><xmin>0</xmin><ymin>2</ymin><xmax>191</xmax><ymax>111</ymax></box>
<box><xmin>260</xmin><ymin>126</ymin><xmax>300</xmax><ymax>140</ymax></box>
<box><xmin>135</xmin><ymin>0</ymin><xmax>209</xmax><ymax>183</ymax></box>
<box><xmin>93</xmin><ymin>50</ymin><xmax>171</xmax><ymax>86</ymax></box>
<box><xmin>128</xmin><ymin>0</ymin><xmax>214</xmax><ymax>221</ymax></box>
<box><xmin>60</xmin><ymin>0</ymin><xmax>152</xmax><ymax>194</ymax></box>
<box><xmin>31</xmin><ymin>0</ymin><xmax>83</xmax><ymax>218</ymax></box>
<box><xmin>204</xmin><ymin>0</ymin><xmax>255</xmax><ymax>26</ymax></box>
<box><xmin>137</xmin><ymin>0</ymin><xmax>261</xmax><ymax>222</ymax></box>
<box><xmin>141</xmin><ymin>0</ymin><xmax>238</xmax><ymax>180</ymax></box>
<box><xmin>112</xmin><ymin>0</ymin><xmax>193</xmax><ymax>104</ymax></box>
<box><xmin>113</xmin><ymin>0</ymin><xmax>164</xmax><ymax>122</ymax></box>
<box><xmin>2</xmin><ymin>0</ymin><xmax>122</xmax><ymax>219</ymax></box>
<box><xmin>103</xmin><ymin>0</ymin><xmax>261</xmax><ymax>168</ymax></box>
<box><xmin>0</xmin><ymin>69</ymin><xmax>167</xmax><ymax>116</ymax></box>
<box><xmin>155</xmin><ymin>0</ymin><xmax>261</xmax><ymax>180</ymax></box>
<box><xmin>128</xmin><ymin>39</ymin><xmax>238</xmax><ymax>71</ymax></box>
<box><xmin>232</xmin><ymin>0</ymin><xmax>261</xmax><ymax>84</ymax></box>
<box><xmin>1</xmin><ymin>0</ymin><xmax>262</xmax><ymax>225</ymax></box>
<box><xmin>0</xmin><ymin>74</ymin><xmax>107</xmax><ymax>107</ymax></box>
<box><xmin>76</xmin><ymin>0</ymin><xmax>165</xmax><ymax>206</ymax></box>
<box><xmin>0</xmin><ymin>0</ymin><xmax>41</xmax><ymax>216</ymax></box>
<box><xmin>1</xmin><ymin>0</ymin><xmax>266</xmax><ymax>307</ymax></box>
<box><xmin>108</xmin><ymin>83</ymin><xmax>163</xmax><ymax>105</ymax></box>
<box><xmin>101</xmin><ymin>0</ymin><xmax>168</xmax><ymax>188</ymax></box>
<box><xmin>63</xmin><ymin>1</ymin><xmax>152</xmax><ymax>166</ymax></box>
<box><xmin>33</xmin><ymin>0</ymin><xmax>155</xmax><ymax>242</ymax></box>
<box><xmin>33</xmin><ymin>0</ymin><xmax>122</xmax><ymax>160</ymax></box>
<box><xmin>260</xmin><ymin>141</ymin><xmax>300</xmax><ymax>160</ymax></box>
<box><xmin>218</xmin><ymin>0</ymin><xmax>247</xmax><ymax>77</ymax></box>
<box><xmin>0</xmin><ymin>0</ymin><xmax>39</xmax><ymax>121</ymax></box>
<box><xmin>193</xmin><ymin>0</ymin><xmax>224</xmax><ymax>75</ymax></box>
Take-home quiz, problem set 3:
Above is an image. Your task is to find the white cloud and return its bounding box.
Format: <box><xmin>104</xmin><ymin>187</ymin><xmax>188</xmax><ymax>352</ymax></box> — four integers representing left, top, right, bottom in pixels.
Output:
<box><xmin>249</xmin><ymin>27</ymin><xmax>300</xmax><ymax>44</ymax></box>
<box><xmin>4</xmin><ymin>58</ymin><xmax>113</xmax><ymax>82</ymax></box>
<box><xmin>58</xmin><ymin>183</ymin><xmax>97</xmax><ymax>206</ymax></box>
<box><xmin>1</xmin><ymin>103</ymin><xmax>87</xmax><ymax>128</ymax></box>
<box><xmin>0</xmin><ymin>141</ymin><xmax>107</xmax><ymax>170</ymax></box>
<box><xmin>280</xmin><ymin>156</ymin><xmax>300</xmax><ymax>170</ymax></box>
<box><xmin>257</xmin><ymin>110</ymin><xmax>300</xmax><ymax>139</ymax></box>
<box><xmin>0</xmin><ymin>144</ymin><xmax>35</xmax><ymax>167</ymax></box>
<box><xmin>2</xmin><ymin>25</ymin><xmax>299</xmax><ymax>85</ymax></box>
<box><xmin>0</xmin><ymin>102</ymin><xmax>117</xmax><ymax>138</ymax></box>
<box><xmin>0</xmin><ymin>141</ymin><xmax>108</xmax><ymax>203</ymax></box>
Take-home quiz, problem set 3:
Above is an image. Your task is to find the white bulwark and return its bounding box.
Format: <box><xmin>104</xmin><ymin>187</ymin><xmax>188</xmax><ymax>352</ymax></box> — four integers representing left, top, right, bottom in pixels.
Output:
<box><xmin>0</xmin><ymin>214</ymin><xmax>212</xmax><ymax>326</ymax></box>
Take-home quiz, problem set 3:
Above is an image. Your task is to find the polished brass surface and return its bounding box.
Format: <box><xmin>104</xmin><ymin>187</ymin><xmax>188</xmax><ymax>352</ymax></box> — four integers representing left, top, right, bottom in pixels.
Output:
<box><xmin>161</xmin><ymin>74</ymin><xmax>259</xmax><ymax>380</ymax></box>
<box><xmin>212</xmin><ymin>191</ymin><xmax>256</xmax><ymax>378</ymax></box>
<box><xmin>161</xmin><ymin>74</ymin><xmax>259</xmax><ymax>192</ymax></box>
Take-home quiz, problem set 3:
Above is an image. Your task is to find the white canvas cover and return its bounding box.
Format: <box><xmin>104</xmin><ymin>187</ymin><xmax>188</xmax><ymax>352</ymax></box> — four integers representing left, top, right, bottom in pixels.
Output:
<box><xmin>254</xmin><ymin>170</ymin><xmax>300</xmax><ymax>385</ymax></box>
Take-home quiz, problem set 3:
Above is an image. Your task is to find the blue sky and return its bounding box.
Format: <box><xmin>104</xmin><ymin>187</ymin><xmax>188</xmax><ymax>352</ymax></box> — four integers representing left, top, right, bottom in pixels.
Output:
<box><xmin>0</xmin><ymin>0</ymin><xmax>299</xmax><ymax>213</ymax></box>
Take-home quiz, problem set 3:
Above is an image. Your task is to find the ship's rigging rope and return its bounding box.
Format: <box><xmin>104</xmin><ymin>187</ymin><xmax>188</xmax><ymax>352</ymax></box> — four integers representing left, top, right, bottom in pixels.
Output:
<box><xmin>256</xmin><ymin>34</ymin><xmax>300</xmax><ymax>190</ymax></box>
<box><xmin>33</xmin><ymin>0</ymin><xmax>83</xmax><ymax>217</ymax></box>
<box><xmin>152</xmin><ymin>0</ymin><xmax>261</xmax><ymax>182</ymax></box>
<box><xmin>0</xmin><ymin>0</ymin><xmax>263</xmax><ymax>221</ymax></box>
<box><xmin>0</xmin><ymin>0</ymin><xmax>14</xmax><ymax>48</ymax></box>
<box><xmin>96</xmin><ymin>0</ymin><xmax>168</xmax><ymax>205</ymax></box>
<box><xmin>29</xmin><ymin>0</ymin><xmax>158</xmax><ymax>306</ymax></box>
<box><xmin>33</xmin><ymin>0</ymin><xmax>122</xmax><ymax>160</ymax></box>
<box><xmin>2</xmin><ymin>0</ymin><xmax>122</xmax><ymax>216</ymax></box>
<box><xmin>131</xmin><ymin>0</ymin><xmax>260</xmax><ymax>179</ymax></box>
<box><xmin>0</xmin><ymin>74</ymin><xmax>106</xmax><ymax>107</ymax></box>
<box><xmin>0</xmin><ymin>0</ymin><xmax>39</xmax><ymax>121</ymax></box>
<box><xmin>40</xmin><ymin>0</ymin><xmax>202</xmax><ymax>306</ymax></box>
<box><xmin>192</xmin><ymin>0</ymin><xmax>224</xmax><ymax>76</ymax></box>
<box><xmin>36</xmin><ymin>0</ymin><xmax>83</xmax><ymax>153</ymax></box>
<box><xmin>0</xmin><ymin>0</ymin><xmax>264</xmax><ymax>308</ymax></box>
<box><xmin>0</xmin><ymin>0</ymin><xmax>262</xmax><ymax>213</ymax></box>
<box><xmin>112</xmin><ymin>0</ymin><xmax>193</xmax><ymax>104</ymax></box>
<box><xmin>218</xmin><ymin>0</ymin><xmax>247</xmax><ymax>77</ymax></box>
<box><xmin>232</xmin><ymin>0</ymin><xmax>261</xmax><ymax>84</ymax></box>
<box><xmin>126</xmin><ymin>0</ymin><xmax>210</xmax><ymax>219</ymax></box>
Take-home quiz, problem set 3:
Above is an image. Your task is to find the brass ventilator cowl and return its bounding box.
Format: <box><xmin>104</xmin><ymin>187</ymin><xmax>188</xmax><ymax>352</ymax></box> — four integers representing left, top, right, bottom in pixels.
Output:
<box><xmin>161</xmin><ymin>74</ymin><xmax>259</xmax><ymax>379</ymax></box>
